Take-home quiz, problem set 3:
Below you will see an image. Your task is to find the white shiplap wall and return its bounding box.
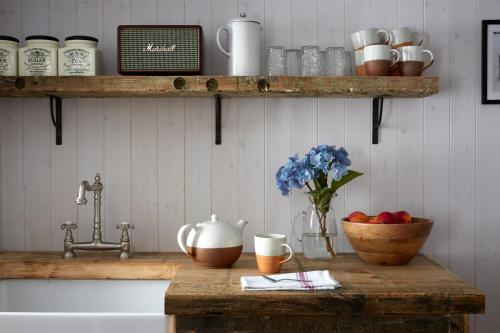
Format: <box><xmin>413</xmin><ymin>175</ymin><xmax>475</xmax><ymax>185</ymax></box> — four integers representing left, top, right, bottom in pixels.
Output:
<box><xmin>0</xmin><ymin>0</ymin><xmax>498</xmax><ymax>331</ymax></box>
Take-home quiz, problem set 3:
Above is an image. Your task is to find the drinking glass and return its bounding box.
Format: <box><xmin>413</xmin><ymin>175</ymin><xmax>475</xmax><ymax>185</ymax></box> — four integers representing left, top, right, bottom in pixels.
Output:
<box><xmin>301</xmin><ymin>45</ymin><xmax>321</xmax><ymax>76</ymax></box>
<box><xmin>320</xmin><ymin>50</ymin><xmax>326</xmax><ymax>76</ymax></box>
<box><xmin>325</xmin><ymin>47</ymin><xmax>353</xmax><ymax>76</ymax></box>
<box><xmin>266</xmin><ymin>46</ymin><xmax>286</xmax><ymax>75</ymax></box>
<box><xmin>286</xmin><ymin>49</ymin><xmax>301</xmax><ymax>76</ymax></box>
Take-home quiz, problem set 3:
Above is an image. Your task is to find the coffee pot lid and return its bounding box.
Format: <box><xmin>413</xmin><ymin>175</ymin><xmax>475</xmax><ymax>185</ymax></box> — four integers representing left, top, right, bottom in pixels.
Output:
<box><xmin>229</xmin><ymin>12</ymin><xmax>260</xmax><ymax>24</ymax></box>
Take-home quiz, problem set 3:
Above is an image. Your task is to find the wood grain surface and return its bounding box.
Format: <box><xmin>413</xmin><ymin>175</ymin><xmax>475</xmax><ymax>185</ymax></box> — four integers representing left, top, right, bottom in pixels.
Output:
<box><xmin>166</xmin><ymin>253</ymin><xmax>484</xmax><ymax>317</ymax></box>
<box><xmin>0</xmin><ymin>251</ymin><xmax>188</xmax><ymax>280</ymax></box>
<box><xmin>0</xmin><ymin>76</ymin><xmax>438</xmax><ymax>98</ymax></box>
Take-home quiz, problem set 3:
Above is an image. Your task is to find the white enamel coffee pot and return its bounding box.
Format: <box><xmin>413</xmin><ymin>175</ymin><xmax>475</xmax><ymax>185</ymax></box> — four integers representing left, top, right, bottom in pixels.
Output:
<box><xmin>216</xmin><ymin>13</ymin><xmax>261</xmax><ymax>75</ymax></box>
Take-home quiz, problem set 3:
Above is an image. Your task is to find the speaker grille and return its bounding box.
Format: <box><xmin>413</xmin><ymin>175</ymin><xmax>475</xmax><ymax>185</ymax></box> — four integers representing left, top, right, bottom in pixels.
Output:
<box><xmin>118</xmin><ymin>26</ymin><xmax>201</xmax><ymax>74</ymax></box>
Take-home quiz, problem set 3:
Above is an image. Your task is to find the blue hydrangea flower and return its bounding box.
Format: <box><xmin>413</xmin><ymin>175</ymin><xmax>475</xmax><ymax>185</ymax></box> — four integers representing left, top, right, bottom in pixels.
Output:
<box><xmin>276</xmin><ymin>145</ymin><xmax>353</xmax><ymax>196</ymax></box>
<box><xmin>275</xmin><ymin>154</ymin><xmax>313</xmax><ymax>196</ymax></box>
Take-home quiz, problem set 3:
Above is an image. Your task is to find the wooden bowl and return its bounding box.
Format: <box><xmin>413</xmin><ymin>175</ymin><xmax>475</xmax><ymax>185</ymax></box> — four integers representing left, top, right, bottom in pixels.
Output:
<box><xmin>341</xmin><ymin>218</ymin><xmax>433</xmax><ymax>266</ymax></box>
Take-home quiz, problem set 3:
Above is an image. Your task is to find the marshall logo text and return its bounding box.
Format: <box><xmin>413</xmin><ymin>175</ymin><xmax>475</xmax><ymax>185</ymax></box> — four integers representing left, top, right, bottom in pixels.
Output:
<box><xmin>143</xmin><ymin>43</ymin><xmax>176</xmax><ymax>52</ymax></box>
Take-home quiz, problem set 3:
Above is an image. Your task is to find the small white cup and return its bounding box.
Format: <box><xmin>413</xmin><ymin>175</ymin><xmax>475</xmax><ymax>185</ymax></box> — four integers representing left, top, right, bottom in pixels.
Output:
<box><xmin>254</xmin><ymin>233</ymin><xmax>294</xmax><ymax>273</ymax></box>
<box><xmin>398</xmin><ymin>45</ymin><xmax>434</xmax><ymax>76</ymax></box>
<box><xmin>363</xmin><ymin>44</ymin><xmax>400</xmax><ymax>62</ymax></box>
<box><xmin>363</xmin><ymin>44</ymin><xmax>400</xmax><ymax>76</ymax></box>
<box><xmin>390</xmin><ymin>27</ymin><xmax>423</xmax><ymax>48</ymax></box>
<box><xmin>351</xmin><ymin>28</ymin><xmax>391</xmax><ymax>50</ymax></box>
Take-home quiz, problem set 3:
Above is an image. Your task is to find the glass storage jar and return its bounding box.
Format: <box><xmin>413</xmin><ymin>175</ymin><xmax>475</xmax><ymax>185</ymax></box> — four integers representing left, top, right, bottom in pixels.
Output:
<box><xmin>58</xmin><ymin>35</ymin><xmax>99</xmax><ymax>76</ymax></box>
<box><xmin>19</xmin><ymin>35</ymin><xmax>59</xmax><ymax>76</ymax></box>
<box><xmin>0</xmin><ymin>35</ymin><xmax>19</xmax><ymax>76</ymax></box>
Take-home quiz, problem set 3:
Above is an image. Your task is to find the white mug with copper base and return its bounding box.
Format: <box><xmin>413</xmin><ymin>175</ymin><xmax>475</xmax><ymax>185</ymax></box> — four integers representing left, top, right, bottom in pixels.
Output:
<box><xmin>355</xmin><ymin>49</ymin><xmax>366</xmax><ymax>76</ymax></box>
<box><xmin>363</xmin><ymin>44</ymin><xmax>400</xmax><ymax>76</ymax></box>
<box><xmin>398</xmin><ymin>45</ymin><xmax>434</xmax><ymax>76</ymax></box>
<box><xmin>390</xmin><ymin>27</ymin><xmax>423</xmax><ymax>49</ymax></box>
<box><xmin>351</xmin><ymin>28</ymin><xmax>391</xmax><ymax>50</ymax></box>
<box><xmin>254</xmin><ymin>234</ymin><xmax>294</xmax><ymax>274</ymax></box>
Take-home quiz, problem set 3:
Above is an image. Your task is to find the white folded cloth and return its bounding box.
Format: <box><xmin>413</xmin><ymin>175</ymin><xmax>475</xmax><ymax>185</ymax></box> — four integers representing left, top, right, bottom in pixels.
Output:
<box><xmin>240</xmin><ymin>270</ymin><xmax>341</xmax><ymax>291</ymax></box>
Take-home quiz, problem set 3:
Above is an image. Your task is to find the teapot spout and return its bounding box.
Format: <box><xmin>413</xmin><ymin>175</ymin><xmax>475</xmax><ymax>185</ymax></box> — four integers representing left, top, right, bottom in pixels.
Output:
<box><xmin>235</xmin><ymin>219</ymin><xmax>248</xmax><ymax>233</ymax></box>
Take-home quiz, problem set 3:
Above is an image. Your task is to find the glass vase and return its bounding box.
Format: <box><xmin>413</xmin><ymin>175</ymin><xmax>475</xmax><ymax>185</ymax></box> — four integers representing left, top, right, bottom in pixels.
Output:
<box><xmin>293</xmin><ymin>201</ymin><xmax>338</xmax><ymax>259</ymax></box>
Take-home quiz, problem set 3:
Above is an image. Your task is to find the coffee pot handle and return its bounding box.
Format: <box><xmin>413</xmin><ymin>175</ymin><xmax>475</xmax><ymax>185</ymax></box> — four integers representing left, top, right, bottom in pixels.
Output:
<box><xmin>292</xmin><ymin>210</ymin><xmax>306</xmax><ymax>243</ymax></box>
<box><xmin>216</xmin><ymin>26</ymin><xmax>231</xmax><ymax>57</ymax></box>
<box><xmin>177</xmin><ymin>224</ymin><xmax>194</xmax><ymax>254</ymax></box>
<box><xmin>422</xmin><ymin>49</ymin><xmax>434</xmax><ymax>71</ymax></box>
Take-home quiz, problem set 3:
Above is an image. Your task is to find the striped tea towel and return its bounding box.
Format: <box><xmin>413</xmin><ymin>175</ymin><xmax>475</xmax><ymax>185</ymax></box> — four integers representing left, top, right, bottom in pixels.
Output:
<box><xmin>241</xmin><ymin>270</ymin><xmax>341</xmax><ymax>291</ymax></box>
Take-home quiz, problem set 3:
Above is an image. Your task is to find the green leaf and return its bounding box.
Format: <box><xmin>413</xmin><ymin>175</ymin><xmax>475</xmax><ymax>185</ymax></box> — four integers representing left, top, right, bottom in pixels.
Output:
<box><xmin>330</xmin><ymin>170</ymin><xmax>363</xmax><ymax>193</ymax></box>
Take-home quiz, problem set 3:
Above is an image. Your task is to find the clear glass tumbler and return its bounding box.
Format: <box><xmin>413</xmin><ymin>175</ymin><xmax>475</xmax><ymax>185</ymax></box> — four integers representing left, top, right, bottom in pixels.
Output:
<box><xmin>286</xmin><ymin>49</ymin><xmax>301</xmax><ymax>76</ymax></box>
<box><xmin>320</xmin><ymin>50</ymin><xmax>326</xmax><ymax>76</ymax></box>
<box><xmin>325</xmin><ymin>47</ymin><xmax>353</xmax><ymax>76</ymax></box>
<box><xmin>301</xmin><ymin>45</ymin><xmax>321</xmax><ymax>76</ymax></box>
<box><xmin>266</xmin><ymin>46</ymin><xmax>286</xmax><ymax>76</ymax></box>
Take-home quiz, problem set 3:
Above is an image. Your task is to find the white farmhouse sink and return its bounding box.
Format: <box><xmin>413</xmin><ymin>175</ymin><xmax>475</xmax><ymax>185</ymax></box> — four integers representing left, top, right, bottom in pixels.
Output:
<box><xmin>0</xmin><ymin>279</ymin><xmax>170</xmax><ymax>333</ymax></box>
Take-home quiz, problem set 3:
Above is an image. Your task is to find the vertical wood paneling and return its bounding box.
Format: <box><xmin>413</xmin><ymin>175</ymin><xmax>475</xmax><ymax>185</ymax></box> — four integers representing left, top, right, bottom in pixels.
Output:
<box><xmin>211</xmin><ymin>0</ymin><xmax>239</xmax><ymax>223</ymax></box>
<box><xmin>317</xmin><ymin>0</ymin><xmax>346</xmax><ymax>252</ymax></box>
<box><xmin>184</xmin><ymin>0</ymin><xmax>213</xmax><ymax>225</ymax></box>
<box><xmin>0</xmin><ymin>100</ymin><xmax>24</xmax><ymax>250</ymax></box>
<box><xmin>397</xmin><ymin>0</ymin><xmax>424</xmax><ymax>217</ymax></box>
<box><xmin>449</xmin><ymin>0</ymin><xmax>476</xmax><ymax>287</ymax></box>
<box><xmin>290</xmin><ymin>0</ymin><xmax>318</xmax><ymax>251</ymax></box>
<box><xmin>422</xmin><ymin>0</ymin><xmax>450</xmax><ymax>267</ymax></box>
<box><xmin>369</xmin><ymin>0</ymin><xmax>398</xmax><ymax>213</ymax></box>
<box><xmin>49</xmin><ymin>0</ymin><xmax>78</xmax><ymax>250</ymax></box>
<box><xmin>264</xmin><ymin>0</ymin><xmax>292</xmax><ymax>238</ymax></box>
<box><xmin>22</xmin><ymin>0</ymin><xmax>52</xmax><ymax>250</ymax></box>
<box><xmin>157</xmin><ymin>0</ymin><xmax>186</xmax><ymax>251</ymax></box>
<box><xmin>130</xmin><ymin>0</ymin><xmax>159</xmax><ymax>251</ymax></box>
<box><xmin>0</xmin><ymin>0</ymin><xmax>24</xmax><ymax>250</ymax></box>
<box><xmin>103</xmin><ymin>99</ymin><xmax>131</xmax><ymax>242</ymax></box>
<box><xmin>344</xmin><ymin>0</ymin><xmax>371</xmax><ymax>252</ymax></box>
<box><xmin>131</xmin><ymin>99</ymin><xmax>159</xmax><ymax>251</ymax></box>
<box><xmin>476</xmin><ymin>1</ymin><xmax>500</xmax><ymax>332</ymax></box>
<box><xmin>237</xmin><ymin>0</ymin><xmax>265</xmax><ymax>252</ymax></box>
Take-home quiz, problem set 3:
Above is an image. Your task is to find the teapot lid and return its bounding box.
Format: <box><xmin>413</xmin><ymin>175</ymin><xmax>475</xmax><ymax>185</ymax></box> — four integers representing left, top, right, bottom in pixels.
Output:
<box><xmin>229</xmin><ymin>12</ymin><xmax>260</xmax><ymax>24</ymax></box>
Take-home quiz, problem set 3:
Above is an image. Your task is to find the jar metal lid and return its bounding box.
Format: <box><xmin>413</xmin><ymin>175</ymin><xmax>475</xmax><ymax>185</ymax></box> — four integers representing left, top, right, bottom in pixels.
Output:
<box><xmin>25</xmin><ymin>35</ymin><xmax>59</xmax><ymax>42</ymax></box>
<box><xmin>65</xmin><ymin>35</ymin><xmax>98</xmax><ymax>43</ymax></box>
<box><xmin>0</xmin><ymin>35</ymin><xmax>20</xmax><ymax>43</ymax></box>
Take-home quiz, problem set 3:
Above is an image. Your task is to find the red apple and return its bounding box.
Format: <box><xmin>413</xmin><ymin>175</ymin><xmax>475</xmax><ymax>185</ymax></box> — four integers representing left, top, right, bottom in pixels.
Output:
<box><xmin>347</xmin><ymin>211</ymin><xmax>369</xmax><ymax>223</ymax></box>
<box><xmin>368</xmin><ymin>216</ymin><xmax>382</xmax><ymax>224</ymax></box>
<box><xmin>376</xmin><ymin>211</ymin><xmax>396</xmax><ymax>224</ymax></box>
<box><xmin>393</xmin><ymin>211</ymin><xmax>412</xmax><ymax>224</ymax></box>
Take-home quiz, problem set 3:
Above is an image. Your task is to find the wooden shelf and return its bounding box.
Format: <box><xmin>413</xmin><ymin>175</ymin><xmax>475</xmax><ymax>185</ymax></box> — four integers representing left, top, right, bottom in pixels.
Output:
<box><xmin>0</xmin><ymin>75</ymin><xmax>438</xmax><ymax>98</ymax></box>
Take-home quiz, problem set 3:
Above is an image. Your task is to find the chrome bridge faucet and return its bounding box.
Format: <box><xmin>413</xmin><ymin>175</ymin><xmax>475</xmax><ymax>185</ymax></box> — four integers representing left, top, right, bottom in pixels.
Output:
<box><xmin>61</xmin><ymin>173</ymin><xmax>135</xmax><ymax>260</ymax></box>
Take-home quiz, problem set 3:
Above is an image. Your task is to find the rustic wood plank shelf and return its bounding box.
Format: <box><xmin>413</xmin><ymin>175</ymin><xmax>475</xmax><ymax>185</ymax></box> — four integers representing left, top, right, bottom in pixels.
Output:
<box><xmin>0</xmin><ymin>75</ymin><xmax>438</xmax><ymax>98</ymax></box>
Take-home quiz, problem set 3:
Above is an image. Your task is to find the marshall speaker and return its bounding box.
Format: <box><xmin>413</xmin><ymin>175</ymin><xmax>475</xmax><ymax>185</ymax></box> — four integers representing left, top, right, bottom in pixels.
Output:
<box><xmin>117</xmin><ymin>25</ymin><xmax>203</xmax><ymax>75</ymax></box>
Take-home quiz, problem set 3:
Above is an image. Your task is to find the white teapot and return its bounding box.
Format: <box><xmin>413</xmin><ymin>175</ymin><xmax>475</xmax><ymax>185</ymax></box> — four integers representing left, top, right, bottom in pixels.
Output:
<box><xmin>177</xmin><ymin>214</ymin><xmax>248</xmax><ymax>268</ymax></box>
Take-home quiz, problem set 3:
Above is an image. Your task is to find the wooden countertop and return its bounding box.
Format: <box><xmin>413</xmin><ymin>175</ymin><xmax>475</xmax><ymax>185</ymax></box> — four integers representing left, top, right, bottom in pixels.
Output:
<box><xmin>166</xmin><ymin>253</ymin><xmax>485</xmax><ymax>317</ymax></box>
<box><xmin>0</xmin><ymin>251</ymin><xmax>188</xmax><ymax>280</ymax></box>
<box><xmin>0</xmin><ymin>251</ymin><xmax>485</xmax><ymax>317</ymax></box>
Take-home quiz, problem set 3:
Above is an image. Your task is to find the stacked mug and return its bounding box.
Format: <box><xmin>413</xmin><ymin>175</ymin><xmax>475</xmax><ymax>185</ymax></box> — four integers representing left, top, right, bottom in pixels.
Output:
<box><xmin>352</xmin><ymin>27</ymin><xmax>434</xmax><ymax>76</ymax></box>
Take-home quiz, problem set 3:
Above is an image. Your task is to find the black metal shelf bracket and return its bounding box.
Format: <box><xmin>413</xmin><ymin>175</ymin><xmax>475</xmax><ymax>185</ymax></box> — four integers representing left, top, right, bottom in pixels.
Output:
<box><xmin>215</xmin><ymin>94</ymin><xmax>222</xmax><ymax>145</ymax></box>
<box><xmin>49</xmin><ymin>95</ymin><xmax>62</xmax><ymax>145</ymax></box>
<box><xmin>372</xmin><ymin>96</ymin><xmax>384</xmax><ymax>144</ymax></box>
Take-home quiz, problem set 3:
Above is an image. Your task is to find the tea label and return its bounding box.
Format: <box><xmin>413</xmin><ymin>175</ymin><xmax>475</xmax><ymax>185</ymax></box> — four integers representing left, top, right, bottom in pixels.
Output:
<box><xmin>0</xmin><ymin>48</ymin><xmax>12</xmax><ymax>74</ymax></box>
<box><xmin>62</xmin><ymin>48</ymin><xmax>91</xmax><ymax>75</ymax></box>
<box><xmin>23</xmin><ymin>48</ymin><xmax>53</xmax><ymax>75</ymax></box>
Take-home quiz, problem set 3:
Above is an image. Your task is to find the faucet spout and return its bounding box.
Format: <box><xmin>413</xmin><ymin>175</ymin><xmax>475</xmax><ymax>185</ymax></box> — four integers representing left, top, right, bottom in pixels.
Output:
<box><xmin>75</xmin><ymin>180</ymin><xmax>90</xmax><ymax>205</ymax></box>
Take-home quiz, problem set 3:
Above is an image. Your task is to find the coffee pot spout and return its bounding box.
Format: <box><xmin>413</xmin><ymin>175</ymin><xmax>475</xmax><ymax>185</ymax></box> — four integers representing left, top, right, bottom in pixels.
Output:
<box><xmin>235</xmin><ymin>219</ymin><xmax>248</xmax><ymax>233</ymax></box>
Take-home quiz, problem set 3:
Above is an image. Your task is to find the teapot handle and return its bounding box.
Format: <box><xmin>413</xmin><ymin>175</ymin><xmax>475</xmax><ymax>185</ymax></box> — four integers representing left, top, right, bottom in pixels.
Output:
<box><xmin>216</xmin><ymin>26</ymin><xmax>231</xmax><ymax>57</ymax></box>
<box><xmin>292</xmin><ymin>210</ymin><xmax>307</xmax><ymax>243</ymax></box>
<box><xmin>177</xmin><ymin>224</ymin><xmax>194</xmax><ymax>254</ymax></box>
